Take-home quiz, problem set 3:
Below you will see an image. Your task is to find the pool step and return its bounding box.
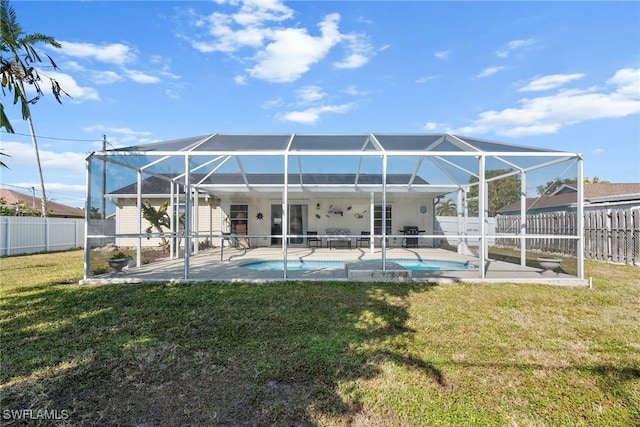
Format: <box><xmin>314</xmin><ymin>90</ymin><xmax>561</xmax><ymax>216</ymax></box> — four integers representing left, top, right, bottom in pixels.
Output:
<box><xmin>345</xmin><ymin>261</ymin><xmax>412</xmax><ymax>282</ymax></box>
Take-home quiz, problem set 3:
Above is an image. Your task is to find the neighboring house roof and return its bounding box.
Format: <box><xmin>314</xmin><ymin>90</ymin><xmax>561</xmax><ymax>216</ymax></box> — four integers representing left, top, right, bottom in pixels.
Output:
<box><xmin>497</xmin><ymin>183</ymin><xmax>640</xmax><ymax>214</ymax></box>
<box><xmin>0</xmin><ymin>189</ymin><xmax>85</xmax><ymax>218</ymax></box>
<box><xmin>109</xmin><ymin>173</ymin><xmax>434</xmax><ymax>197</ymax></box>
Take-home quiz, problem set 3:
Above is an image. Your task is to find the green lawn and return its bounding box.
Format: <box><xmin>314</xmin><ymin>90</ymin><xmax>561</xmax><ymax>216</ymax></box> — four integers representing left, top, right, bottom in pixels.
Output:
<box><xmin>1</xmin><ymin>250</ymin><xmax>638</xmax><ymax>426</ymax></box>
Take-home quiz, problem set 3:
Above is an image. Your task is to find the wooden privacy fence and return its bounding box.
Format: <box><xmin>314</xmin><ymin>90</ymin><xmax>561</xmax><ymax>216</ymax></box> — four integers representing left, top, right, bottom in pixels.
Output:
<box><xmin>496</xmin><ymin>208</ymin><xmax>639</xmax><ymax>265</ymax></box>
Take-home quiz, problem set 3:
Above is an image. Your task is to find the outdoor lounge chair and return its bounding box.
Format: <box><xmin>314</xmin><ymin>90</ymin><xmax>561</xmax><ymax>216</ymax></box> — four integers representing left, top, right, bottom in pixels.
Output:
<box><xmin>356</xmin><ymin>231</ymin><xmax>370</xmax><ymax>248</ymax></box>
<box><xmin>307</xmin><ymin>231</ymin><xmax>322</xmax><ymax>248</ymax></box>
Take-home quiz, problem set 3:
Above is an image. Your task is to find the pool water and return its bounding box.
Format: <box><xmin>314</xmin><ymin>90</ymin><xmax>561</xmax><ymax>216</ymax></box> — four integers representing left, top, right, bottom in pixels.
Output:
<box><xmin>241</xmin><ymin>260</ymin><xmax>345</xmax><ymax>271</ymax></box>
<box><xmin>391</xmin><ymin>259</ymin><xmax>471</xmax><ymax>271</ymax></box>
<box><xmin>240</xmin><ymin>259</ymin><xmax>471</xmax><ymax>271</ymax></box>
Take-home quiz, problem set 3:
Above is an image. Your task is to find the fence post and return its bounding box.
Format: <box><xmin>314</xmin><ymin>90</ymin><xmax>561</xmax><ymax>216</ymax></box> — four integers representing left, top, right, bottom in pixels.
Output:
<box><xmin>2</xmin><ymin>217</ymin><xmax>8</xmax><ymax>257</ymax></box>
<box><xmin>44</xmin><ymin>217</ymin><xmax>49</xmax><ymax>252</ymax></box>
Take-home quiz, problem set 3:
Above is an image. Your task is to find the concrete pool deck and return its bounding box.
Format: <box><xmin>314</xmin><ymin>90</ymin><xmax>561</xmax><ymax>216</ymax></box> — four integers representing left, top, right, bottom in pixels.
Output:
<box><xmin>82</xmin><ymin>247</ymin><xmax>588</xmax><ymax>287</ymax></box>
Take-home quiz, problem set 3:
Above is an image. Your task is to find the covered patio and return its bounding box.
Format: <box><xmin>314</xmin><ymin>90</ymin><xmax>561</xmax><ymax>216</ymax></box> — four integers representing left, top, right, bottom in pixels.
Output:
<box><xmin>84</xmin><ymin>133</ymin><xmax>587</xmax><ymax>285</ymax></box>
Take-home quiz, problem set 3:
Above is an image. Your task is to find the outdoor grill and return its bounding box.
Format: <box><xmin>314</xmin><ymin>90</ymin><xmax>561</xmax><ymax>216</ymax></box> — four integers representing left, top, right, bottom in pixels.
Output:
<box><xmin>402</xmin><ymin>226</ymin><xmax>421</xmax><ymax>248</ymax></box>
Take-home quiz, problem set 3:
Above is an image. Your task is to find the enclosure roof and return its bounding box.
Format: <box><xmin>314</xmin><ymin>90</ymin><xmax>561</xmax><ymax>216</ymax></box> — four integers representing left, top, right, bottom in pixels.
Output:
<box><xmin>99</xmin><ymin>133</ymin><xmax>579</xmax><ymax>196</ymax></box>
<box><xmin>109</xmin><ymin>133</ymin><xmax>562</xmax><ymax>154</ymax></box>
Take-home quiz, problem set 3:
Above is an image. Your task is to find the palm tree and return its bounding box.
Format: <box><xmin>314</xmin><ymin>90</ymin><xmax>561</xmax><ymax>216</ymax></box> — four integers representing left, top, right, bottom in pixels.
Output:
<box><xmin>436</xmin><ymin>199</ymin><xmax>457</xmax><ymax>216</ymax></box>
<box><xmin>142</xmin><ymin>200</ymin><xmax>171</xmax><ymax>252</ymax></box>
<box><xmin>1</xmin><ymin>0</ymin><xmax>67</xmax><ymax>216</ymax></box>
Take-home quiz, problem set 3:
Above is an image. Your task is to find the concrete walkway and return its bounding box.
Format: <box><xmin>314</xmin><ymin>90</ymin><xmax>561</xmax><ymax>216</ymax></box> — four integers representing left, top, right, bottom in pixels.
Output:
<box><xmin>82</xmin><ymin>247</ymin><xmax>588</xmax><ymax>287</ymax></box>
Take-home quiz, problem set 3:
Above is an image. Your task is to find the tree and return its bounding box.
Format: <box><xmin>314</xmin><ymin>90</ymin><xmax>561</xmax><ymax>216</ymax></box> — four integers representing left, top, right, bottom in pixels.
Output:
<box><xmin>142</xmin><ymin>199</ymin><xmax>171</xmax><ymax>252</ymax></box>
<box><xmin>89</xmin><ymin>207</ymin><xmax>101</xmax><ymax>219</ymax></box>
<box><xmin>536</xmin><ymin>176</ymin><xmax>610</xmax><ymax>195</ymax></box>
<box><xmin>0</xmin><ymin>197</ymin><xmax>41</xmax><ymax>216</ymax></box>
<box><xmin>1</xmin><ymin>0</ymin><xmax>69</xmax><ymax>216</ymax></box>
<box><xmin>467</xmin><ymin>169</ymin><xmax>521</xmax><ymax>217</ymax></box>
<box><xmin>536</xmin><ymin>178</ymin><xmax>576</xmax><ymax>196</ymax></box>
<box><xmin>584</xmin><ymin>176</ymin><xmax>610</xmax><ymax>184</ymax></box>
<box><xmin>436</xmin><ymin>199</ymin><xmax>457</xmax><ymax>216</ymax></box>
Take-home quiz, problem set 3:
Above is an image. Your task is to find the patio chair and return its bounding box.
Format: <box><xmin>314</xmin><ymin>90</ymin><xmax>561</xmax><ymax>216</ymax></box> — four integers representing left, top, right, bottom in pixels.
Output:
<box><xmin>307</xmin><ymin>231</ymin><xmax>322</xmax><ymax>248</ymax></box>
<box><xmin>356</xmin><ymin>231</ymin><xmax>370</xmax><ymax>248</ymax></box>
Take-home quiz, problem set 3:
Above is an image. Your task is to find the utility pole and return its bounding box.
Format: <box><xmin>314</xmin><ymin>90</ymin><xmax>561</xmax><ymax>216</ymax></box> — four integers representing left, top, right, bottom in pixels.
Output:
<box><xmin>102</xmin><ymin>134</ymin><xmax>106</xmax><ymax>219</ymax></box>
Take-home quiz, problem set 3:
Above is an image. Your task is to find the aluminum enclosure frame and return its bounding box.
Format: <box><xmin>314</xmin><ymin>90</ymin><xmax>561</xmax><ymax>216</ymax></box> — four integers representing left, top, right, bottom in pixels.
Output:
<box><xmin>84</xmin><ymin>133</ymin><xmax>584</xmax><ymax>283</ymax></box>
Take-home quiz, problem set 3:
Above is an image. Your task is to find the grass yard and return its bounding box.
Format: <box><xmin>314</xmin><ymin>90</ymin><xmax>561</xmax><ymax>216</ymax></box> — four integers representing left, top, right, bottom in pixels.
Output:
<box><xmin>1</xmin><ymin>250</ymin><xmax>639</xmax><ymax>426</ymax></box>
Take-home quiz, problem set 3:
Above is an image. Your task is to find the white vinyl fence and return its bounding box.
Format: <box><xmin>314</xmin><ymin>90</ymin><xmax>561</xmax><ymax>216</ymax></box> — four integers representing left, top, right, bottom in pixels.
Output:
<box><xmin>0</xmin><ymin>217</ymin><xmax>115</xmax><ymax>257</ymax></box>
<box><xmin>435</xmin><ymin>216</ymin><xmax>496</xmax><ymax>246</ymax></box>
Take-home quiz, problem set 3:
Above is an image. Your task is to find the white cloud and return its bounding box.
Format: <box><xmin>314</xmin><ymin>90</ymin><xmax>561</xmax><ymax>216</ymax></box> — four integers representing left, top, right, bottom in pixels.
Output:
<box><xmin>234</xmin><ymin>75</ymin><xmax>248</xmax><ymax>85</ymax></box>
<box><xmin>343</xmin><ymin>86</ymin><xmax>368</xmax><ymax>96</ymax></box>
<box><xmin>476</xmin><ymin>66</ymin><xmax>506</xmax><ymax>78</ymax></box>
<box><xmin>335</xmin><ymin>33</ymin><xmax>373</xmax><ymax>69</ymax></box>
<box><xmin>607</xmin><ymin>68</ymin><xmax>640</xmax><ymax>98</ymax></box>
<box><xmin>165</xmin><ymin>89</ymin><xmax>180</xmax><ymax>99</ymax></box>
<box><xmin>247</xmin><ymin>14</ymin><xmax>342</xmax><ymax>83</ymax></box>
<box><xmin>295</xmin><ymin>86</ymin><xmax>326</xmax><ymax>103</ymax></box>
<box><xmin>335</xmin><ymin>53</ymin><xmax>368</xmax><ymax>69</ymax></box>
<box><xmin>416</xmin><ymin>75</ymin><xmax>436</xmax><ymax>84</ymax></box>
<box><xmin>232</xmin><ymin>0</ymin><xmax>294</xmax><ymax>26</ymax></box>
<box><xmin>496</xmin><ymin>38</ymin><xmax>537</xmax><ymax>58</ymax></box>
<box><xmin>60</xmin><ymin>41</ymin><xmax>136</xmax><ymax>65</ymax></box>
<box><xmin>454</xmin><ymin>68</ymin><xmax>640</xmax><ymax>137</ymax></box>
<box><xmin>192</xmin><ymin>1</ymin><xmax>294</xmax><ymax>53</ymax></box>
<box><xmin>124</xmin><ymin>69</ymin><xmax>162</xmax><ymax>84</ymax></box>
<box><xmin>435</xmin><ymin>50</ymin><xmax>449</xmax><ymax>60</ymax></box>
<box><xmin>262</xmin><ymin>97</ymin><xmax>283</xmax><ymax>109</ymax></box>
<box><xmin>53</xmin><ymin>40</ymin><xmax>174</xmax><ymax>93</ymax></box>
<box><xmin>1</xmin><ymin>141</ymin><xmax>87</xmax><ymax>173</ymax></box>
<box><xmin>423</xmin><ymin>122</ymin><xmax>439</xmax><ymax>131</ymax></box>
<box><xmin>280</xmin><ymin>103</ymin><xmax>354</xmax><ymax>124</ymax></box>
<box><xmin>92</xmin><ymin>70</ymin><xmax>123</xmax><ymax>85</ymax></box>
<box><xmin>83</xmin><ymin>126</ymin><xmax>154</xmax><ymax>146</ymax></box>
<box><xmin>188</xmin><ymin>1</ymin><xmax>373</xmax><ymax>83</ymax></box>
<box><xmin>64</xmin><ymin>61</ymin><xmax>86</xmax><ymax>72</ymax></box>
<box><xmin>519</xmin><ymin>73</ymin><xmax>584</xmax><ymax>92</ymax></box>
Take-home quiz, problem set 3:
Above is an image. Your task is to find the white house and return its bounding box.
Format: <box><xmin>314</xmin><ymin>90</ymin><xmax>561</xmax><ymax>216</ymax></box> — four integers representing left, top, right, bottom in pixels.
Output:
<box><xmin>109</xmin><ymin>173</ymin><xmax>440</xmax><ymax>249</ymax></box>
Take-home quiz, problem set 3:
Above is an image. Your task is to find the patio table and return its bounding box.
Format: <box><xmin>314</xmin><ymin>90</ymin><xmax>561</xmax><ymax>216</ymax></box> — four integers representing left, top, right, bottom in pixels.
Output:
<box><xmin>327</xmin><ymin>237</ymin><xmax>352</xmax><ymax>249</ymax></box>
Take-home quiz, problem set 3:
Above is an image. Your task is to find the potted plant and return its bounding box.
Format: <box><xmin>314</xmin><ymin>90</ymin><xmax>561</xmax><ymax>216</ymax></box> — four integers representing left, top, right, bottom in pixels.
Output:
<box><xmin>537</xmin><ymin>257</ymin><xmax>562</xmax><ymax>275</ymax></box>
<box><xmin>108</xmin><ymin>251</ymin><xmax>133</xmax><ymax>272</ymax></box>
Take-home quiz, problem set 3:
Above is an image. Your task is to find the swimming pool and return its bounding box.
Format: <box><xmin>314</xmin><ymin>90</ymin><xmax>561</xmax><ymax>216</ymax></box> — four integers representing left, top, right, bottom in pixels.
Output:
<box><xmin>240</xmin><ymin>259</ymin><xmax>472</xmax><ymax>271</ymax></box>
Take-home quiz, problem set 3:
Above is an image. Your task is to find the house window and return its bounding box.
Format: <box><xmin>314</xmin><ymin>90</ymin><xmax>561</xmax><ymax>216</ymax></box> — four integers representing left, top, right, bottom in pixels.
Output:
<box><xmin>230</xmin><ymin>204</ymin><xmax>248</xmax><ymax>234</ymax></box>
<box><xmin>374</xmin><ymin>204</ymin><xmax>392</xmax><ymax>235</ymax></box>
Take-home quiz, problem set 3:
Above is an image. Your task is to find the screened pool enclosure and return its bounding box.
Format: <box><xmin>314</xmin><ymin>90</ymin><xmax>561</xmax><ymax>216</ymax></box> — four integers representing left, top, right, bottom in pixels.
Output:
<box><xmin>84</xmin><ymin>133</ymin><xmax>586</xmax><ymax>285</ymax></box>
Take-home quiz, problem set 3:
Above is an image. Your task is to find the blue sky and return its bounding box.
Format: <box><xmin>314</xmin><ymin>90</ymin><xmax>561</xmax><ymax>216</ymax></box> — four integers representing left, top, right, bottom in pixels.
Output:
<box><xmin>1</xmin><ymin>0</ymin><xmax>639</xmax><ymax>208</ymax></box>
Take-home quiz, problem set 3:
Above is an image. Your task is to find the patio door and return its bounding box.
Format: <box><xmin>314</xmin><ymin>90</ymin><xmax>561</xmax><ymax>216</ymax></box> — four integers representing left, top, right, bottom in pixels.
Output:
<box><xmin>271</xmin><ymin>204</ymin><xmax>308</xmax><ymax>246</ymax></box>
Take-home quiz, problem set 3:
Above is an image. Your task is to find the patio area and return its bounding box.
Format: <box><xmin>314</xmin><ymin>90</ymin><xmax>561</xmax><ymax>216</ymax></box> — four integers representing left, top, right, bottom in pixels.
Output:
<box><xmin>82</xmin><ymin>247</ymin><xmax>587</xmax><ymax>286</ymax></box>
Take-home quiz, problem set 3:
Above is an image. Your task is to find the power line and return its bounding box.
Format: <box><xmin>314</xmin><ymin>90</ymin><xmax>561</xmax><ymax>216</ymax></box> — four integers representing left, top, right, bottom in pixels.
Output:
<box><xmin>0</xmin><ymin>130</ymin><xmax>102</xmax><ymax>143</ymax></box>
<box><xmin>0</xmin><ymin>183</ymin><xmax>38</xmax><ymax>192</ymax></box>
